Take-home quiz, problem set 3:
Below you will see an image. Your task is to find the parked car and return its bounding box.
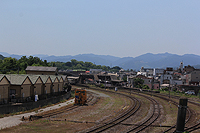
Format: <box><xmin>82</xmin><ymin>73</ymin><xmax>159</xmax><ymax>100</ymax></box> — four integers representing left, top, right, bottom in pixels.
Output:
<box><xmin>185</xmin><ymin>91</ymin><xmax>195</xmax><ymax>95</ymax></box>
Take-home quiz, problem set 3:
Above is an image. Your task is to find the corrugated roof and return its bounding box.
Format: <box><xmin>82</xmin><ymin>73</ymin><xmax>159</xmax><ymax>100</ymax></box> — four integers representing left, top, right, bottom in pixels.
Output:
<box><xmin>5</xmin><ymin>74</ymin><xmax>28</xmax><ymax>85</ymax></box>
<box><xmin>40</xmin><ymin>75</ymin><xmax>51</xmax><ymax>83</ymax></box>
<box><xmin>28</xmin><ymin>75</ymin><xmax>41</xmax><ymax>84</ymax></box>
<box><xmin>25</xmin><ymin>66</ymin><xmax>57</xmax><ymax>72</ymax></box>
<box><xmin>0</xmin><ymin>74</ymin><xmax>5</xmax><ymax>81</ymax></box>
<box><xmin>50</xmin><ymin>75</ymin><xmax>59</xmax><ymax>82</ymax></box>
<box><xmin>0</xmin><ymin>74</ymin><xmax>66</xmax><ymax>85</ymax></box>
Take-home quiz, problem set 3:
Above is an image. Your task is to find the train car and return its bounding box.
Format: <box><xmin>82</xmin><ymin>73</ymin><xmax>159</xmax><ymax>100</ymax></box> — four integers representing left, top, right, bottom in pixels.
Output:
<box><xmin>74</xmin><ymin>88</ymin><xmax>87</xmax><ymax>105</ymax></box>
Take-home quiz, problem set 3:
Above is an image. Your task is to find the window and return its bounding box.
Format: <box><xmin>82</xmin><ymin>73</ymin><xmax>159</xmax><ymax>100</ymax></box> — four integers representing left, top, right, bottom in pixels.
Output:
<box><xmin>22</xmin><ymin>93</ymin><xmax>24</xmax><ymax>98</ymax></box>
<box><xmin>10</xmin><ymin>89</ymin><xmax>16</xmax><ymax>99</ymax></box>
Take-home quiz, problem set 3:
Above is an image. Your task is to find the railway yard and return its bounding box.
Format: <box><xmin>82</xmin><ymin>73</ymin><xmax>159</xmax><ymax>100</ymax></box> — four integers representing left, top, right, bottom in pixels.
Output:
<box><xmin>0</xmin><ymin>85</ymin><xmax>200</xmax><ymax>133</ymax></box>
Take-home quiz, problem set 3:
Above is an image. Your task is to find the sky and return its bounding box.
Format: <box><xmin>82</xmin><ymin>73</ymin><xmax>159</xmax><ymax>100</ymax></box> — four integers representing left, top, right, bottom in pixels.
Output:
<box><xmin>0</xmin><ymin>1</ymin><xmax>200</xmax><ymax>58</ymax></box>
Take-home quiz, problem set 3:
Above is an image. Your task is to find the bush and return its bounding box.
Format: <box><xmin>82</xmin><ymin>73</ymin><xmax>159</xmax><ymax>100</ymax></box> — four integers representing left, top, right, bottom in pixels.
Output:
<box><xmin>172</xmin><ymin>88</ymin><xmax>177</xmax><ymax>91</ymax></box>
<box><xmin>161</xmin><ymin>87</ymin><xmax>169</xmax><ymax>91</ymax></box>
<box><xmin>142</xmin><ymin>85</ymin><xmax>149</xmax><ymax>89</ymax></box>
<box><xmin>100</xmin><ymin>84</ymin><xmax>104</xmax><ymax>88</ymax></box>
<box><xmin>135</xmin><ymin>84</ymin><xmax>143</xmax><ymax>89</ymax></box>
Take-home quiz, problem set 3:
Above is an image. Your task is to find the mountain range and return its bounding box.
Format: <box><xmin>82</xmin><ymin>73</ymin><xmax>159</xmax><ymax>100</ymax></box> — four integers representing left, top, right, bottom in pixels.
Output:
<box><xmin>0</xmin><ymin>52</ymin><xmax>200</xmax><ymax>70</ymax></box>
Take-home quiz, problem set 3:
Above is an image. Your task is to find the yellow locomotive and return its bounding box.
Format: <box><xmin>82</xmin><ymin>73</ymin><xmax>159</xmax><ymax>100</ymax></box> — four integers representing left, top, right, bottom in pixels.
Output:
<box><xmin>74</xmin><ymin>88</ymin><xmax>87</xmax><ymax>105</ymax></box>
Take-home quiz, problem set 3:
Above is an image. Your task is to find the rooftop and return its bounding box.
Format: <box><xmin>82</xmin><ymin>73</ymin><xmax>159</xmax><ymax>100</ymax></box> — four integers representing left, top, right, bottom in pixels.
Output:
<box><xmin>25</xmin><ymin>66</ymin><xmax>57</xmax><ymax>72</ymax></box>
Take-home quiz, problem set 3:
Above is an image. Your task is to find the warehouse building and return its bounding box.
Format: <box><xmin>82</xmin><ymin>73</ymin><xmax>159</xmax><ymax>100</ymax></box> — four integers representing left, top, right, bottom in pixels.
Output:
<box><xmin>0</xmin><ymin>74</ymin><xmax>67</xmax><ymax>104</ymax></box>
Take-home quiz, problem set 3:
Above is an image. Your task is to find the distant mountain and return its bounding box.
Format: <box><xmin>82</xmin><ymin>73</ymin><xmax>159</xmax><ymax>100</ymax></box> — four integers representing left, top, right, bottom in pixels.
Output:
<box><xmin>1</xmin><ymin>52</ymin><xmax>200</xmax><ymax>70</ymax></box>
<box><xmin>118</xmin><ymin>53</ymin><xmax>200</xmax><ymax>70</ymax></box>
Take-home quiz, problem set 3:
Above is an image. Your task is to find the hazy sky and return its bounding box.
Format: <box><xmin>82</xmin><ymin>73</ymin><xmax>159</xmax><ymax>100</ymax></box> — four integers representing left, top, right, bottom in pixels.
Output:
<box><xmin>0</xmin><ymin>1</ymin><xmax>200</xmax><ymax>57</ymax></box>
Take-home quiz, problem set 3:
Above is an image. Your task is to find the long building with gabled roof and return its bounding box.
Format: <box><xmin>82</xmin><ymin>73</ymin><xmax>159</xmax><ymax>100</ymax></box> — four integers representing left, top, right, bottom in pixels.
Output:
<box><xmin>0</xmin><ymin>74</ymin><xmax>68</xmax><ymax>104</ymax></box>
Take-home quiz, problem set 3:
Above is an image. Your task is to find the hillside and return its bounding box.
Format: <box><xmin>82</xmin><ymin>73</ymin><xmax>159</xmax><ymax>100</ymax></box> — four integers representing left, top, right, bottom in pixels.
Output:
<box><xmin>1</xmin><ymin>52</ymin><xmax>200</xmax><ymax>70</ymax></box>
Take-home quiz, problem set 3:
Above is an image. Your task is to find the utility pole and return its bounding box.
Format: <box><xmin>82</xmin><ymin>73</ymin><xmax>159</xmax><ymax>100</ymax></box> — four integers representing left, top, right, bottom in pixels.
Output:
<box><xmin>169</xmin><ymin>84</ymin><xmax>170</xmax><ymax>98</ymax></box>
<box><xmin>176</xmin><ymin>98</ymin><xmax>188</xmax><ymax>133</ymax></box>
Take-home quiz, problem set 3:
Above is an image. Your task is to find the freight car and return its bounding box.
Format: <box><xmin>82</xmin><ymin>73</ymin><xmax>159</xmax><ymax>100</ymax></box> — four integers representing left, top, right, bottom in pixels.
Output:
<box><xmin>74</xmin><ymin>88</ymin><xmax>87</xmax><ymax>105</ymax></box>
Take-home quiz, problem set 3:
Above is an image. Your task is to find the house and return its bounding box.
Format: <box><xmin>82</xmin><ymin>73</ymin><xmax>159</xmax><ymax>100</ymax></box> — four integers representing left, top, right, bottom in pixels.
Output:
<box><xmin>137</xmin><ymin>67</ymin><xmax>154</xmax><ymax>77</ymax></box>
<box><xmin>136</xmin><ymin>75</ymin><xmax>160</xmax><ymax>89</ymax></box>
<box><xmin>153</xmin><ymin>68</ymin><xmax>164</xmax><ymax>76</ymax></box>
<box><xmin>183</xmin><ymin>65</ymin><xmax>195</xmax><ymax>74</ymax></box>
<box><xmin>186</xmin><ymin>70</ymin><xmax>200</xmax><ymax>85</ymax></box>
<box><xmin>97</xmin><ymin>72</ymin><xmax>123</xmax><ymax>86</ymax></box>
<box><xmin>90</xmin><ymin>69</ymin><xmax>102</xmax><ymax>74</ymax></box>
<box><xmin>25</xmin><ymin>66</ymin><xmax>58</xmax><ymax>75</ymax></box>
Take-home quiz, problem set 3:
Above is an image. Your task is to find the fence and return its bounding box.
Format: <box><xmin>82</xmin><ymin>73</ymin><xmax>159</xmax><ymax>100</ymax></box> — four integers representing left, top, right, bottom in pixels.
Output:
<box><xmin>0</xmin><ymin>91</ymin><xmax>71</xmax><ymax>114</ymax></box>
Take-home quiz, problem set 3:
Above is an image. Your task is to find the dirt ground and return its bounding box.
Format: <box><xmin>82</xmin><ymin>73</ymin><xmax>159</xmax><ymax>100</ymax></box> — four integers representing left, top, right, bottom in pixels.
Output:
<box><xmin>1</xmin><ymin>88</ymin><xmax>200</xmax><ymax>133</ymax></box>
<box><xmin>0</xmin><ymin>89</ymin><xmax>131</xmax><ymax>133</ymax></box>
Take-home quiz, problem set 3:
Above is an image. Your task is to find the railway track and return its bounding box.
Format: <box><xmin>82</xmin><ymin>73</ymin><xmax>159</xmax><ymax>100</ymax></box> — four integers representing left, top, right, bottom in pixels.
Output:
<box><xmin>84</xmin><ymin>89</ymin><xmax>141</xmax><ymax>133</ymax></box>
<box><xmin>81</xmin><ymin>87</ymin><xmax>163</xmax><ymax>133</ymax></box>
<box><xmin>122</xmin><ymin>88</ymin><xmax>195</xmax><ymax>133</ymax></box>
<box><xmin>29</xmin><ymin>92</ymin><xmax>96</xmax><ymax>121</ymax></box>
<box><xmin>125</xmin><ymin>92</ymin><xmax>160</xmax><ymax>133</ymax></box>
<box><xmin>139</xmin><ymin>91</ymin><xmax>198</xmax><ymax>133</ymax></box>
<box><xmin>155</xmin><ymin>91</ymin><xmax>200</xmax><ymax>132</ymax></box>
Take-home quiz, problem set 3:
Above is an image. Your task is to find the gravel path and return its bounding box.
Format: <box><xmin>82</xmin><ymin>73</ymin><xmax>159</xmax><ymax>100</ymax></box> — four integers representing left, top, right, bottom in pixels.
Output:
<box><xmin>0</xmin><ymin>89</ymin><xmax>109</xmax><ymax>130</ymax></box>
<box><xmin>0</xmin><ymin>98</ymin><xmax>75</xmax><ymax>130</ymax></box>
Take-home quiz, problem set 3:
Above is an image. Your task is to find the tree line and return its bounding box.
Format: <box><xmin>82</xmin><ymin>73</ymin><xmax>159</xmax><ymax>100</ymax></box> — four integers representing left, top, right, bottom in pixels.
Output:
<box><xmin>0</xmin><ymin>56</ymin><xmax>122</xmax><ymax>74</ymax></box>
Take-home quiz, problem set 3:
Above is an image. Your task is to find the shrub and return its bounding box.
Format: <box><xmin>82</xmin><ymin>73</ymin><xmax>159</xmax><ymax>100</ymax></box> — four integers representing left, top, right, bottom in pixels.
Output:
<box><xmin>100</xmin><ymin>84</ymin><xmax>105</xmax><ymax>88</ymax></box>
<box><xmin>142</xmin><ymin>85</ymin><xmax>150</xmax><ymax>89</ymax></box>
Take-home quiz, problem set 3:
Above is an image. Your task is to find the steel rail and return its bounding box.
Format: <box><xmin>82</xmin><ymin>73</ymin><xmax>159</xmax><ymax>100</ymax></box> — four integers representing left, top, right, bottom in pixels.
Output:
<box><xmin>84</xmin><ymin>89</ymin><xmax>141</xmax><ymax>133</ymax></box>
<box><xmin>30</xmin><ymin>93</ymin><xmax>95</xmax><ymax>120</ymax></box>
<box><xmin>126</xmin><ymin>92</ymin><xmax>160</xmax><ymax>133</ymax></box>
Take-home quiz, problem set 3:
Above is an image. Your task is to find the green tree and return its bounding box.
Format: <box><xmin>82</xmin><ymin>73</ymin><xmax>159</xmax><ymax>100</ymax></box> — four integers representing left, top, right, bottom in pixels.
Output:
<box><xmin>75</xmin><ymin>64</ymin><xmax>83</xmax><ymax>69</ymax></box>
<box><xmin>1</xmin><ymin>57</ymin><xmax>18</xmax><ymax>73</ymax></box>
<box><xmin>71</xmin><ymin>59</ymin><xmax>78</xmax><ymax>66</ymax></box>
<box><xmin>65</xmin><ymin>62</ymin><xmax>72</xmax><ymax>67</ymax></box>
<box><xmin>134</xmin><ymin>78</ymin><xmax>144</xmax><ymax>87</ymax></box>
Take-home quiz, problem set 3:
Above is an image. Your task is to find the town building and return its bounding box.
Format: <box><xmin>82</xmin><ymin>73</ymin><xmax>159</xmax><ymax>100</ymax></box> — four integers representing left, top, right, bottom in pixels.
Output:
<box><xmin>25</xmin><ymin>66</ymin><xmax>58</xmax><ymax>75</ymax></box>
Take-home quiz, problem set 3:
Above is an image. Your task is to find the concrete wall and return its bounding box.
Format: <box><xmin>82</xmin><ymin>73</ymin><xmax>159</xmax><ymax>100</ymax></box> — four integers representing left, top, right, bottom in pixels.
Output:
<box><xmin>34</xmin><ymin>84</ymin><xmax>43</xmax><ymax>95</ymax></box>
<box><xmin>44</xmin><ymin>83</ymin><xmax>51</xmax><ymax>94</ymax></box>
<box><xmin>21</xmin><ymin>84</ymin><xmax>31</xmax><ymax>98</ymax></box>
<box><xmin>0</xmin><ymin>85</ymin><xmax>9</xmax><ymax>102</ymax></box>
